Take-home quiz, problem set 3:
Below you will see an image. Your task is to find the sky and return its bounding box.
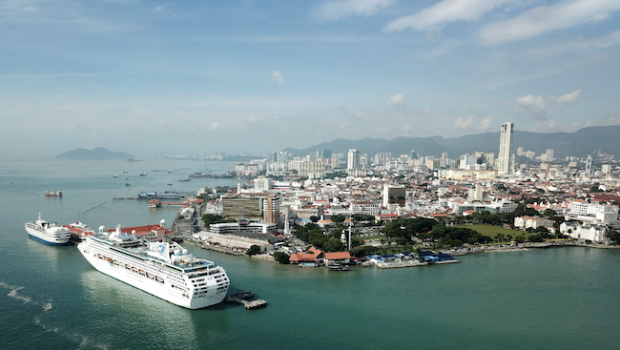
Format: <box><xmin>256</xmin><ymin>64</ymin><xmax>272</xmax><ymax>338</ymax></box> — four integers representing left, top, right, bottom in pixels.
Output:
<box><xmin>1</xmin><ymin>0</ymin><xmax>620</xmax><ymax>157</ymax></box>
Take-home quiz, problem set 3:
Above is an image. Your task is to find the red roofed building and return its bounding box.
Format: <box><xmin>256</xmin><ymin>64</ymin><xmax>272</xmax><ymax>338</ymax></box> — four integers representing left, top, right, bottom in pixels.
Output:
<box><xmin>109</xmin><ymin>224</ymin><xmax>171</xmax><ymax>242</ymax></box>
<box><xmin>375</xmin><ymin>213</ymin><xmax>399</xmax><ymax>222</ymax></box>
<box><xmin>289</xmin><ymin>246</ymin><xmax>325</xmax><ymax>265</ymax></box>
<box><xmin>324</xmin><ymin>251</ymin><xmax>351</xmax><ymax>265</ymax></box>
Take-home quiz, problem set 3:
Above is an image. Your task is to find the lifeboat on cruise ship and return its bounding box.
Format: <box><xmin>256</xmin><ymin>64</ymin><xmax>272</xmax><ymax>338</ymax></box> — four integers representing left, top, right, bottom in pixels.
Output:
<box><xmin>156</xmin><ymin>276</ymin><xmax>164</xmax><ymax>284</ymax></box>
<box><xmin>139</xmin><ymin>270</ymin><xmax>145</xmax><ymax>276</ymax></box>
<box><xmin>147</xmin><ymin>272</ymin><xmax>155</xmax><ymax>279</ymax></box>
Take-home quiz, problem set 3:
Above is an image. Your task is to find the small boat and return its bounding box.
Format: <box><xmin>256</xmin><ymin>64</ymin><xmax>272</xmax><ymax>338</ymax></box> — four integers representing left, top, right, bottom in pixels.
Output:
<box><xmin>328</xmin><ymin>263</ymin><xmax>349</xmax><ymax>272</ymax></box>
<box><xmin>44</xmin><ymin>190</ymin><xmax>62</xmax><ymax>197</ymax></box>
<box><xmin>126</xmin><ymin>183</ymin><xmax>131</xmax><ymax>186</ymax></box>
<box><xmin>139</xmin><ymin>173</ymin><xmax>147</xmax><ymax>176</ymax></box>
<box><xmin>113</xmin><ymin>175</ymin><xmax>118</xmax><ymax>178</ymax></box>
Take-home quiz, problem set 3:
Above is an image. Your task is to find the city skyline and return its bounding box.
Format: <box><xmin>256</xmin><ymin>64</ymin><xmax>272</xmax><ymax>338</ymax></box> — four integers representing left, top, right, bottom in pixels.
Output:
<box><xmin>2</xmin><ymin>0</ymin><xmax>620</xmax><ymax>158</ymax></box>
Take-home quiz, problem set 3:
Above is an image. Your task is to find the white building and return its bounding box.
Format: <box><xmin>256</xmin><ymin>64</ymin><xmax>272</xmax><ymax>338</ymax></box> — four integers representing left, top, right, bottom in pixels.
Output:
<box><xmin>351</xmin><ymin>201</ymin><xmax>381</xmax><ymax>216</ymax></box>
<box><xmin>347</xmin><ymin>149</ymin><xmax>360</xmax><ymax>174</ymax></box>
<box><xmin>568</xmin><ymin>201</ymin><xmax>618</xmax><ymax>223</ymax></box>
<box><xmin>498</xmin><ymin>122</ymin><xmax>514</xmax><ymax>175</ymax></box>
<box><xmin>560</xmin><ymin>221</ymin><xmax>607</xmax><ymax>243</ymax></box>
<box><xmin>514</xmin><ymin>216</ymin><xmax>553</xmax><ymax>230</ymax></box>
<box><xmin>255</xmin><ymin>176</ymin><xmax>272</xmax><ymax>191</ymax></box>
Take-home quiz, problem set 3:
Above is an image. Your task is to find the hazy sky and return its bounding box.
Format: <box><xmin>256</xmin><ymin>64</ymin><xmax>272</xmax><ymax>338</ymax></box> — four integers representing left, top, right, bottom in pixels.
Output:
<box><xmin>2</xmin><ymin>0</ymin><xmax>620</xmax><ymax>157</ymax></box>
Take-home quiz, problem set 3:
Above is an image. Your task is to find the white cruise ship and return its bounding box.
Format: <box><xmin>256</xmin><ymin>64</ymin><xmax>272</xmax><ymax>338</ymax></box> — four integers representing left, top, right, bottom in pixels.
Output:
<box><xmin>25</xmin><ymin>213</ymin><xmax>72</xmax><ymax>245</ymax></box>
<box><xmin>77</xmin><ymin>226</ymin><xmax>230</xmax><ymax>309</ymax></box>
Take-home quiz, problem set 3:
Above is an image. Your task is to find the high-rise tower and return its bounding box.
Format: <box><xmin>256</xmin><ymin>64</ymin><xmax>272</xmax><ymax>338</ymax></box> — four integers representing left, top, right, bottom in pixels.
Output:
<box><xmin>347</xmin><ymin>149</ymin><xmax>360</xmax><ymax>174</ymax></box>
<box><xmin>498</xmin><ymin>122</ymin><xmax>514</xmax><ymax>175</ymax></box>
<box><xmin>585</xmin><ymin>155</ymin><xmax>593</xmax><ymax>177</ymax></box>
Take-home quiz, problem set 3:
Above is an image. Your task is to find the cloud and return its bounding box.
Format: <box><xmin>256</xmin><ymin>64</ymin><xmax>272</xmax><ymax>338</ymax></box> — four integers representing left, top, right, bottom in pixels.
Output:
<box><xmin>479</xmin><ymin>0</ymin><xmax>620</xmax><ymax>45</ymax></box>
<box><xmin>272</xmin><ymin>71</ymin><xmax>284</xmax><ymax>83</ymax></box>
<box><xmin>313</xmin><ymin>0</ymin><xmax>397</xmax><ymax>21</ymax></box>
<box><xmin>480</xmin><ymin>116</ymin><xmax>493</xmax><ymax>130</ymax></box>
<box><xmin>550</xmin><ymin>89</ymin><xmax>582</xmax><ymax>105</ymax></box>
<box><xmin>516</xmin><ymin>94</ymin><xmax>547</xmax><ymax>113</ymax></box>
<box><xmin>385</xmin><ymin>93</ymin><xmax>405</xmax><ymax>105</ymax></box>
<box><xmin>454</xmin><ymin>116</ymin><xmax>474</xmax><ymax>130</ymax></box>
<box><xmin>514</xmin><ymin>89</ymin><xmax>582</xmax><ymax>119</ymax></box>
<box><xmin>209</xmin><ymin>122</ymin><xmax>223</xmax><ymax>131</ymax></box>
<box><xmin>526</xmin><ymin>30</ymin><xmax>620</xmax><ymax>59</ymax></box>
<box><xmin>150</xmin><ymin>4</ymin><xmax>166</xmax><ymax>13</ymax></box>
<box><xmin>385</xmin><ymin>0</ymin><xmax>513</xmax><ymax>32</ymax></box>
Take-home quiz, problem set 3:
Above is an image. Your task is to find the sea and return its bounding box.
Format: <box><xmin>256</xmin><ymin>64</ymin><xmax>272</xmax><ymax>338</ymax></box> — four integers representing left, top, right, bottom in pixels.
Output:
<box><xmin>1</xmin><ymin>158</ymin><xmax>620</xmax><ymax>350</ymax></box>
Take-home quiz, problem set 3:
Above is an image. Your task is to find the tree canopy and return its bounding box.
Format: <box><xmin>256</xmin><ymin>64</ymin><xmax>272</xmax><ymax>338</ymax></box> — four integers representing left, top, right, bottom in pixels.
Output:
<box><xmin>246</xmin><ymin>245</ymin><xmax>261</xmax><ymax>256</ymax></box>
<box><xmin>272</xmin><ymin>251</ymin><xmax>290</xmax><ymax>264</ymax></box>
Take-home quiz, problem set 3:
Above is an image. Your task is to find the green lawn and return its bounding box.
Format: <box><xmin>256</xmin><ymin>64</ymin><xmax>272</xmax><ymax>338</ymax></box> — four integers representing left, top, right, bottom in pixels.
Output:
<box><xmin>455</xmin><ymin>224</ymin><xmax>525</xmax><ymax>240</ymax></box>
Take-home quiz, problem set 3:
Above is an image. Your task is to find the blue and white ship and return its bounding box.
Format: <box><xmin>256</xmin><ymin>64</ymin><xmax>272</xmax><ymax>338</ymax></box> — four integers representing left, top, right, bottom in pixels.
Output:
<box><xmin>25</xmin><ymin>213</ymin><xmax>72</xmax><ymax>245</ymax></box>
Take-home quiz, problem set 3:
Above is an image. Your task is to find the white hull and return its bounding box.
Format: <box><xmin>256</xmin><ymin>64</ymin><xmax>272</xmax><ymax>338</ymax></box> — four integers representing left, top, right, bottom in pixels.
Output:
<box><xmin>25</xmin><ymin>223</ymin><xmax>71</xmax><ymax>245</ymax></box>
<box><xmin>77</xmin><ymin>238</ymin><xmax>229</xmax><ymax>309</ymax></box>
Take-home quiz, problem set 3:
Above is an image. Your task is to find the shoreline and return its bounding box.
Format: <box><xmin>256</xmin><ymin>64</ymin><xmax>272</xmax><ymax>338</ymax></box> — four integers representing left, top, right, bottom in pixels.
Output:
<box><xmin>449</xmin><ymin>241</ymin><xmax>620</xmax><ymax>256</ymax></box>
<box><xmin>182</xmin><ymin>235</ymin><xmax>620</xmax><ymax>266</ymax></box>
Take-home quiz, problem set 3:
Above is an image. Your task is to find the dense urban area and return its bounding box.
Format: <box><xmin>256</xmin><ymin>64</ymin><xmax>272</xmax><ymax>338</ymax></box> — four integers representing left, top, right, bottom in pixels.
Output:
<box><xmin>137</xmin><ymin>122</ymin><xmax>620</xmax><ymax>268</ymax></box>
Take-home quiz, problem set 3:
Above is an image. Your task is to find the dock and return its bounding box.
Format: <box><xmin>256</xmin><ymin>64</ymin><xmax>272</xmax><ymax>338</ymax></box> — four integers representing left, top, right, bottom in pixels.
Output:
<box><xmin>225</xmin><ymin>291</ymin><xmax>267</xmax><ymax>310</ymax></box>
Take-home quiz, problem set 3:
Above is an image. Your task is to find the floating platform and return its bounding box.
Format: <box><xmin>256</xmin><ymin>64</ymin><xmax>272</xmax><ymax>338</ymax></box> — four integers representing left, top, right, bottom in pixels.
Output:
<box><xmin>225</xmin><ymin>291</ymin><xmax>267</xmax><ymax>310</ymax></box>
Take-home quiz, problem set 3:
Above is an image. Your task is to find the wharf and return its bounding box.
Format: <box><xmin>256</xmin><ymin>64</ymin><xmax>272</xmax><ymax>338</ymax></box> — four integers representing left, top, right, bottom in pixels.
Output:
<box><xmin>183</xmin><ymin>240</ymin><xmax>245</xmax><ymax>256</ymax></box>
<box><xmin>374</xmin><ymin>261</ymin><xmax>429</xmax><ymax>269</ymax></box>
<box><xmin>434</xmin><ymin>260</ymin><xmax>460</xmax><ymax>265</ymax></box>
<box><xmin>225</xmin><ymin>291</ymin><xmax>267</xmax><ymax>310</ymax></box>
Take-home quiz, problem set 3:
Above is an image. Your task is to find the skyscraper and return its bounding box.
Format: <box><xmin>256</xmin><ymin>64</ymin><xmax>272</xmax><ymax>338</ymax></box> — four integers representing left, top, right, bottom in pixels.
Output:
<box><xmin>347</xmin><ymin>149</ymin><xmax>360</xmax><ymax>173</ymax></box>
<box><xmin>498</xmin><ymin>122</ymin><xmax>514</xmax><ymax>175</ymax></box>
<box><xmin>585</xmin><ymin>155</ymin><xmax>593</xmax><ymax>177</ymax></box>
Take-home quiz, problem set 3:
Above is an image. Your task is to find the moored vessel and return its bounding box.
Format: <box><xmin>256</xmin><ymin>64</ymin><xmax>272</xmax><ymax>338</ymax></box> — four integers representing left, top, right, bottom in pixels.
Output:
<box><xmin>77</xmin><ymin>226</ymin><xmax>230</xmax><ymax>309</ymax></box>
<box><xmin>25</xmin><ymin>213</ymin><xmax>72</xmax><ymax>245</ymax></box>
<box><xmin>44</xmin><ymin>190</ymin><xmax>62</xmax><ymax>197</ymax></box>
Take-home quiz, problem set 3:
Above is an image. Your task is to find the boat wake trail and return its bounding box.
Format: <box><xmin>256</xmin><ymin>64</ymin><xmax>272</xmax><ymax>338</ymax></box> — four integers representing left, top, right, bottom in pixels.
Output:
<box><xmin>1</xmin><ymin>281</ymin><xmax>114</xmax><ymax>349</ymax></box>
<box><xmin>0</xmin><ymin>281</ymin><xmax>32</xmax><ymax>304</ymax></box>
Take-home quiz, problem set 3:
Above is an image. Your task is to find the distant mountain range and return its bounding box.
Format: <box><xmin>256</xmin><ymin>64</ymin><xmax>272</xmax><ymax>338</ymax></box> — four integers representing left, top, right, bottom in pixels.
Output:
<box><xmin>284</xmin><ymin>125</ymin><xmax>620</xmax><ymax>159</ymax></box>
<box><xmin>56</xmin><ymin>148</ymin><xmax>134</xmax><ymax>160</ymax></box>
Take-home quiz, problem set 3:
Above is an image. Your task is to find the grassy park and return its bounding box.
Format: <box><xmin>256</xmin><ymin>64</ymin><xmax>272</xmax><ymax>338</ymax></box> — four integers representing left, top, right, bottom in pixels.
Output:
<box><xmin>455</xmin><ymin>224</ymin><xmax>525</xmax><ymax>240</ymax></box>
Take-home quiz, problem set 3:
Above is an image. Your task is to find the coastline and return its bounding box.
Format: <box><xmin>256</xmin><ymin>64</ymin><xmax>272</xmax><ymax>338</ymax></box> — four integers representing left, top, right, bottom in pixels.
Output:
<box><xmin>449</xmin><ymin>241</ymin><xmax>620</xmax><ymax>256</ymax></box>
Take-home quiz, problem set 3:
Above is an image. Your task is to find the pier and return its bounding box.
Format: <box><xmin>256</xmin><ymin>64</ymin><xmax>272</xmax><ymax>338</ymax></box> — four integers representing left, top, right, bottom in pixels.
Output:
<box><xmin>225</xmin><ymin>291</ymin><xmax>267</xmax><ymax>310</ymax></box>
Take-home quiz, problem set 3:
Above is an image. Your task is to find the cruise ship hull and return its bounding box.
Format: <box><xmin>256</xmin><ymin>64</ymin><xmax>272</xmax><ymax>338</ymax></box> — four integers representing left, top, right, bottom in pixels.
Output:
<box><xmin>77</xmin><ymin>241</ymin><xmax>229</xmax><ymax>309</ymax></box>
<box><xmin>25</xmin><ymin>226</ymin><xmax>71</xmax><ymax>245</ymax></box>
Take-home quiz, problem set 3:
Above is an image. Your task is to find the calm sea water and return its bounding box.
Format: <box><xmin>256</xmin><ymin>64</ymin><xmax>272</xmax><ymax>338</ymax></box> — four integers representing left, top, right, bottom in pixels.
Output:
<box><xmin>1</xmin><ymin>159</ymin><xmax>620</xmax><ymax>349</ymax></box>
